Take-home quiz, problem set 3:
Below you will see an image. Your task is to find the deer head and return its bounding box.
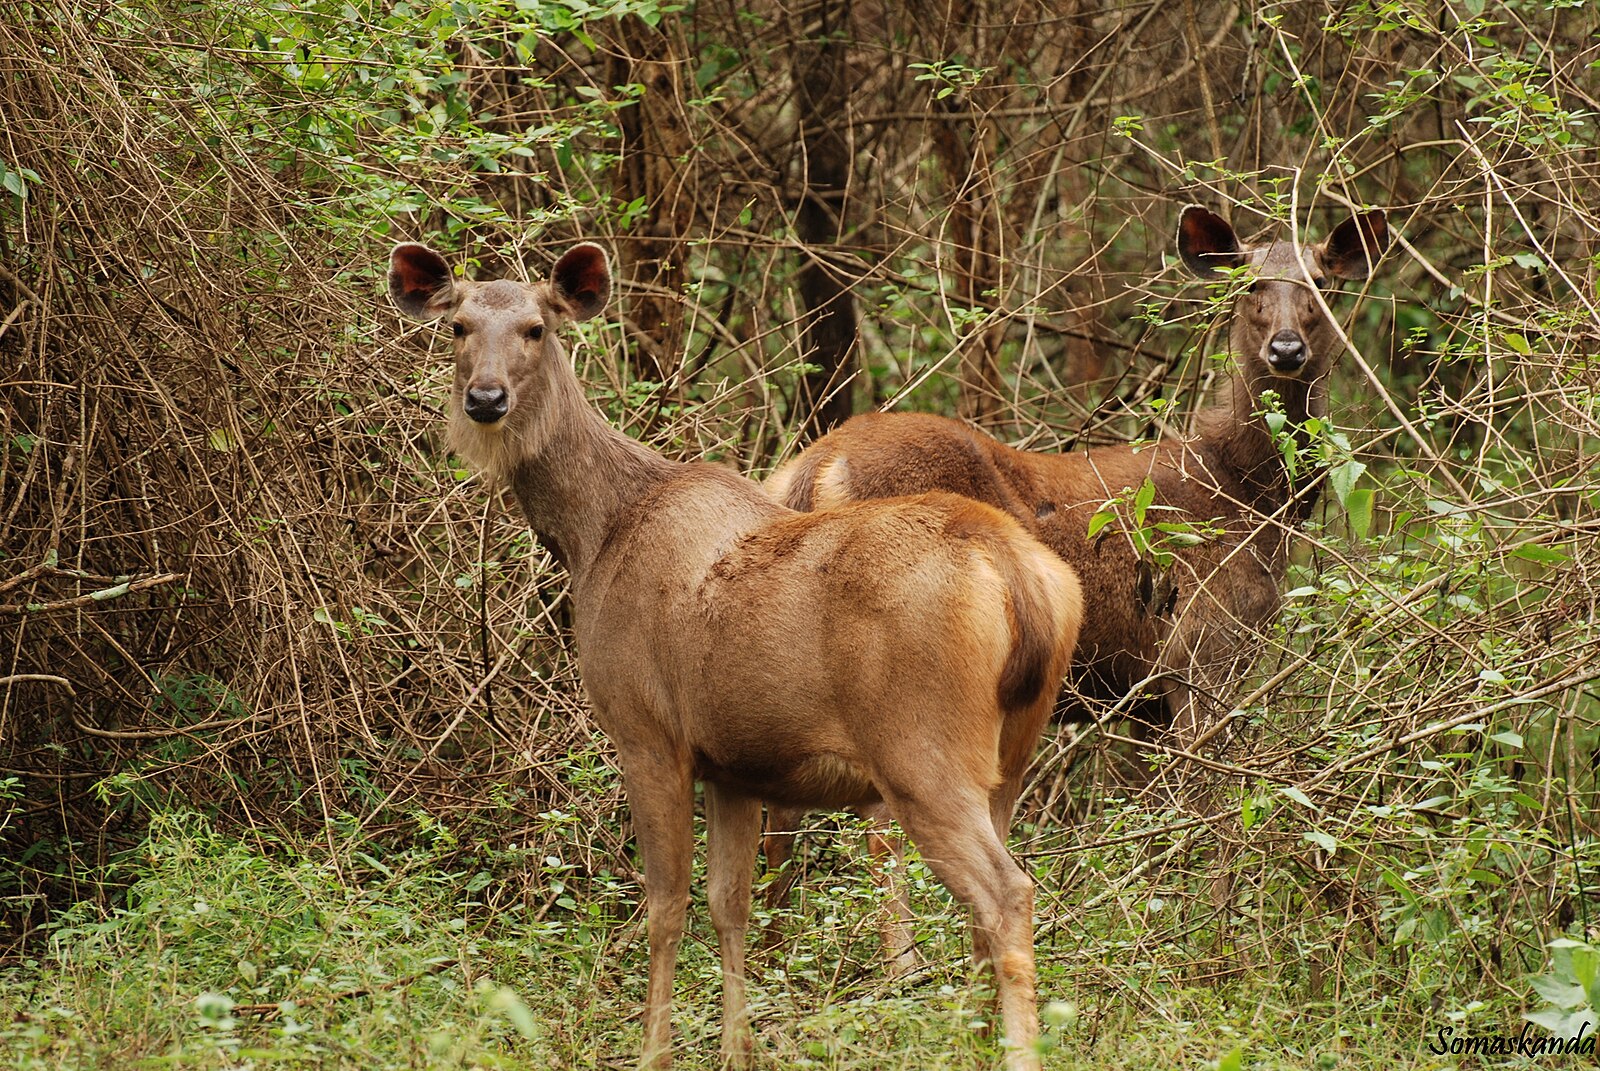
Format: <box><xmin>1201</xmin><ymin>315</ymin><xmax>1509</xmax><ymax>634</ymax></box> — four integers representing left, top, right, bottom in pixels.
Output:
<box><xmin>1177</xmin><ymin>205</ymin><xmax>1389</xmax><ymax>386</ymax></box>
<box><xmin>388</xmin><ymin>241</ymin><xmax>613</xmax><ymax>475</ymax></box>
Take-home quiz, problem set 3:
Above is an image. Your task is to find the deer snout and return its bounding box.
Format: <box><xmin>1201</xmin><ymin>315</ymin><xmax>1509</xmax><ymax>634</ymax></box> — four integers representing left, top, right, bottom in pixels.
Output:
<box><xmin>464</xmin><ymin>385</ymin><xmax>509</xmax><ymax>424</ymax></box>
<box><xmin>1267</xmin><ymin>331</ymin><xmax>1307</xmax><ymax>373</ymax></box>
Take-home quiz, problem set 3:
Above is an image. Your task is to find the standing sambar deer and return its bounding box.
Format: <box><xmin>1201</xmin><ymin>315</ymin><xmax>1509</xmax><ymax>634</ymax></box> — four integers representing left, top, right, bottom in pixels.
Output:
<box><xmin>762</xmin><ymin>205</ymin><xmax>1388</xmax><ymax>918</ymax></box>
<box><xmin>388</xmin><ymin>240</ymin><xmax>1083</xmax><ymax>1071</ymax></box>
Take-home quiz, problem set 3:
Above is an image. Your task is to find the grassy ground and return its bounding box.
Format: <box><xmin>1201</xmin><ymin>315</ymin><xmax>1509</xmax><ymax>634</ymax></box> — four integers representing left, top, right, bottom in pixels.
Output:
<box><xmin>0</xmin><ymin>811</ymin><xmax>1529</xmax><ymax>1071</ymax></box>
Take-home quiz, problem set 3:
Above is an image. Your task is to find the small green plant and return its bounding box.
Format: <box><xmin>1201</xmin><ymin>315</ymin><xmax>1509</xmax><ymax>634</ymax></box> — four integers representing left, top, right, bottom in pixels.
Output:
<box><xmin>909</xmin><ymin>57</ymin><xmax>992</xmax><ymax>99</ymax></box>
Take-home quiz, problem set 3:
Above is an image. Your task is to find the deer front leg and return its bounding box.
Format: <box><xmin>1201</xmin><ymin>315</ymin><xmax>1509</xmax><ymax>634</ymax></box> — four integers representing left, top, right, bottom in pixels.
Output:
<box><xmin>705</xmin><ymin>782</ymin><xmax>762</xmax><ymax>1068</ymax></box>
<box><xmin>617</xmin><ymin>744</ymin><xmax>695</xmax><ymax>1071</ymax></box>
<box><xmin>1158</xmin><ymin>584</ymin><xmax>1273</xmax><ymax>935</ymax></box>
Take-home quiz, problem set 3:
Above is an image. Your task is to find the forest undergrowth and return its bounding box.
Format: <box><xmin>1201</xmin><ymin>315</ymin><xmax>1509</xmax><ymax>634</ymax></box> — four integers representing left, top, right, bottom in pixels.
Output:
<box><xmin>1</xmin><ymin>0</ymin><xmax>1598</xmax><ymax>1066</ymax></box>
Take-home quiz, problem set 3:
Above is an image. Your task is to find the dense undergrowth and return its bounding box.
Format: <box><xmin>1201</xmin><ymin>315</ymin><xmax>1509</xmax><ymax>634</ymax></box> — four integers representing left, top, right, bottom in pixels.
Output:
<box><xmin>2</xmin><ymin>0</ymin><xmax>1599</xmax><ymax>1066</ymax></box>
<box><xmin>0</xmin><ymin>812</ymin><xmax>1543</xmax><ymax>1069</ymax></box>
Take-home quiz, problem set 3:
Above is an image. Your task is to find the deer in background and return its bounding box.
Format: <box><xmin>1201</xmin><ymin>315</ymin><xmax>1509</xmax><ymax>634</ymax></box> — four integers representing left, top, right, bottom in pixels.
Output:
<box><xmin>388</xmin><ymin>240</ymin><xmax>1082</xmax><ymax>1071</ymax></box>
<box><xmin>763</xmin><ymin>205</ymin><xmax>1389</xmax><ymax>936</ymax></box>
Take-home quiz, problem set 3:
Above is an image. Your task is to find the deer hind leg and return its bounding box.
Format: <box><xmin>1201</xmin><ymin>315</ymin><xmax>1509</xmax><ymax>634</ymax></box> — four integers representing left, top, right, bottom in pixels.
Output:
<box><xmin>886</xmin><ymin>787</ymin><xmax>1041</xmax><ymax>1071</ymax></box>
<box><xmin>962</xmin><ymin>752</ymin><xmax>1042</xmax><ymax>1021</ymax></box>
<box><xmin>618</xmin><ymin>745</ymin><xmax>695</xmax><ymax>1071</ymax></box>
<box><xmin>704</xmin><ymin>783</ymin><xmax>763</xmax><ymax>1069</ymax></box>
<box><xmin>759</xmin><ymin>803</ymin><xmax>805</xmax><ymax>916</ymax></box>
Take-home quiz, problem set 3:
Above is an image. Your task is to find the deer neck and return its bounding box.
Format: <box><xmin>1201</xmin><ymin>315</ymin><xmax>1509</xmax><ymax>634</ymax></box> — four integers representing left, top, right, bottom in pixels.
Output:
<box><xmin>1199</xmin><ymin>366</ymin><xmax>1329</xmax><ymax>520</ymax></box>
<box><xmin>498</xmin><ymin>360</ymin><xmax>677</xmax><ymax>585</ymax></box>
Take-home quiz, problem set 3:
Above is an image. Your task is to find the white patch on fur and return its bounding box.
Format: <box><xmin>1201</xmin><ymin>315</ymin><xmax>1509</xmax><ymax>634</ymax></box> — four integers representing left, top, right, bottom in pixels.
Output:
<box><xmin>814</xmin><ymin>457</ymin><xmax>854</xmax><ymax>510</ymax></box>
<box><xmin>763</xmin><ymin>459</ymin><xmax>798</xmax><ymax>503</ymax></box>
<box><xmin>447</xmin><ymin>406</ymin><xmax>519</xmax><ymax>484</ymax></box>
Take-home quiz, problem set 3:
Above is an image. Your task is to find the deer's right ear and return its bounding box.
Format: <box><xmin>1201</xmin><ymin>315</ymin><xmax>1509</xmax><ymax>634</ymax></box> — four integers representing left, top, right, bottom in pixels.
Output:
<box><xmin>1177</xmin><ymin>205</ymin><xmax>1247</xmax><ymax>279</ymax></box>
<box><xmin>1318</xmin><ymin>210</ymin><xmax>1389</xmax><ymax>280</ymax></box>
<box><xmin>389</xmin><ymin>243</ymin><xmax>456</xmax><ymax>321</ymax></box>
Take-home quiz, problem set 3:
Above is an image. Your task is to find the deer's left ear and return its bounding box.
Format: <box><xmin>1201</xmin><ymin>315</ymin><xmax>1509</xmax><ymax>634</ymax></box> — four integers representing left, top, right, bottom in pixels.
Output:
<box><xmin>547</xmin><ymin>243</ymin><xmax>612</xmax><ymax>322</ymax></box>
<box><xmin>1318</xmin><ymin>210</ymin><xmax>1389</xmax><ymax>280</ymax></box>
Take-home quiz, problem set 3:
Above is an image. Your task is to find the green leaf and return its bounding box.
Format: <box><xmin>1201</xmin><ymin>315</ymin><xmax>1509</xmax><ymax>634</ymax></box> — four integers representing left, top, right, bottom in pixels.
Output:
<box><xmin>1279</xmin><ymin>785</ymin><xmax>1318</xmax><ymax>810</ymax></box>
<box><xmin>1086</xmin><ymin>511</ymin><xmax>1115</xmax><ymax>539</ymax></box>
<box><xmin>1133</xmin><ymin>478</ymin><xmax>1156</xmax><ymax>526</ymax></box>
<box><xmin>1217</xmin><ymin>1044</ymin><xmax>1244</xmax><ymax>1071</ymax></box>
<box><xmin>1502</xmin><ymin>331</ymin><xmax>1532</xmax><ymax>355</ymax></box>
<box><xmin>1512</xmin><ymin>544</ymin><xmax>1570</xmax><ymax>565</ymax></box>
<box><xmin>1328</xmin><ymin>459</ymin><xmax>1367</xmax><ymax>507</ymax></box>
<box><xmin>1489</xmin><ymin>730</ymin><xmax>1523</xmax><ymax>748</ymax></box>
<box><xmin>1304</xmin><ymin>830</ymin><xmax>1339</xmax><ymax>852</ymax></box>
<box><xmin>486</xmin><ymin>985</ymin><xmax>541</xmax><ymax>1040</ymax></box>
<box><xmin>1524</xmin><ymin>1007</ymin><xmax>1593</xmax><ymax>1037</ymax></box>
<box><xmin>1379</xmin><ymin>867</ymin><xmax>1422</xmax><ymax>909</ymax></box>
<box><xmin>1345</xmin><ymin>488</ymin><xmax>1375</xmax><ymax>541</ymax></box>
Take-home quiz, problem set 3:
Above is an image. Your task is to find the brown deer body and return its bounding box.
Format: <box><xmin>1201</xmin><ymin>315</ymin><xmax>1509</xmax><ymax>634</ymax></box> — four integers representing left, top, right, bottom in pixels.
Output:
<box><xmin>388</xmin><ymin>241</ymin><xmax>1082</xmax><ymax>1071</ymax></box>
<box><xmin>763</xmin><ymin>207</ymin><xmax>1388</xmax><ymax>925</ymax></box>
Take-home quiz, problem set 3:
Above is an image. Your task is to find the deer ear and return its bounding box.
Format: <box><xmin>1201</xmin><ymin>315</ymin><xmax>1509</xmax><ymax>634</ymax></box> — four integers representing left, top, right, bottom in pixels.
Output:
<box><xmin>1177</xmin><ymin>205</ymin><xmax>1247</xmax><ymax>279</ymax></box>
<box><xmin>548</xmin><ymin>243</ymin><xmax>612</xmax><ymax>322</ymax></box>
<box><xmin>389</xmin><ymin>243</ymin><xmax>456</xmax><ymax>321</ymax></box>
<box><xmin>1318</xmin><ymin>210</ymin><xmax>1389</xmax><ymax>280</ymax></box>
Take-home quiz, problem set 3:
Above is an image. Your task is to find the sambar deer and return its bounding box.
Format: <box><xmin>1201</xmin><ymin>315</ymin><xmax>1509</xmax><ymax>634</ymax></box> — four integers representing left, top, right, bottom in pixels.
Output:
<box><xmin>388</xmin><ymin>240</ymin><xmax>1083</xmax><ymax>1071</ymax></box>
<box><xmin>763</xmin><ymin>205</ymin><xmax>1388</xmax><ymax>924</ymax></box>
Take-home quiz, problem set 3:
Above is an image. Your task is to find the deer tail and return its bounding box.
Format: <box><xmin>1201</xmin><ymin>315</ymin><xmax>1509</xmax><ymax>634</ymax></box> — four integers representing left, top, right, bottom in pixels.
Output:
<box><xmin>992</xmin><ymin>535</ymin><xmax>1082</xmax><ymax>718</ymax></box>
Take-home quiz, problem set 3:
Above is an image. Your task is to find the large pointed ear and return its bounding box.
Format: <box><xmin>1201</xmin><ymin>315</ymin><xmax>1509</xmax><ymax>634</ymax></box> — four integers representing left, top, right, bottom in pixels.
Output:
<box><xmin>548</xmin><ymin>243</ymin><xmax>612</xmax><ymax>322</ymax></box>
<box><xmin>1177</xmin><ymin>205</ymin><xmax>1248</xmax><ymax>279</ymax></box>
<box><xmin>1317</xmin><ymin>210</ymin><xmax>1389</xmax><ymax>280</ymax></box>
<box><xmin>388</xmin><ymin>243</ymin><xmax>456</xmax><ymax>321</ymax></box>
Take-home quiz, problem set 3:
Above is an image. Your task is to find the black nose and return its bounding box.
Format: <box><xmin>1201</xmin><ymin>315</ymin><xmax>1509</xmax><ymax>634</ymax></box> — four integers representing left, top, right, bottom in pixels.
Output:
<box><xmin>1268</xmin><ymin>331</ymin><xmax>1306</xmax><ymax>371</ymax></box>
<box><xmin>464</xmin><ymin>386</ymin><xmax>508</xmax><ymax>423</ymax></box>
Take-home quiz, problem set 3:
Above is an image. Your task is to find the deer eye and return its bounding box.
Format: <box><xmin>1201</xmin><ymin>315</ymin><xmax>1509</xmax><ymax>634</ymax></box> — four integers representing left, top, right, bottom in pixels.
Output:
<box><xmin>451</xmin><ymin>322</ymin><xmax>466</xmax><ymax>338</ymax></box>
<box><xmin>526</xmin><ymin>324</ymin><xmax>544</xmax><ymax>342</ymax></box>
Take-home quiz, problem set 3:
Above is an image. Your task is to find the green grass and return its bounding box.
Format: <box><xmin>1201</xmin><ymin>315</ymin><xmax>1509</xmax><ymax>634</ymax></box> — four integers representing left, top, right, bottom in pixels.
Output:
<box><xmin>0</xmin><ymin>812</ymin><xmax>1564</xmax><ymax>1070</ymax></box>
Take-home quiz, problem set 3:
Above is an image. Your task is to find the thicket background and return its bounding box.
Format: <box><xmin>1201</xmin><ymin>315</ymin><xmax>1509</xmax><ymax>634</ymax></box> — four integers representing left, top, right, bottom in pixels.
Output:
<box><xmin>1</xmin><ymin>0</ymin><xmax>1597</xmax><ymax>1067</ymax></box>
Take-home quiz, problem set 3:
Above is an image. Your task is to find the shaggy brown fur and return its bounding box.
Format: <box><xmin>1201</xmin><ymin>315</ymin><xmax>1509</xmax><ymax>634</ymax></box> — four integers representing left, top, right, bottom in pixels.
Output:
<box><xmin>389</xmin><ymin>240</ymin><xmax>1083</xmax><ymax>1071</ymax></box>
